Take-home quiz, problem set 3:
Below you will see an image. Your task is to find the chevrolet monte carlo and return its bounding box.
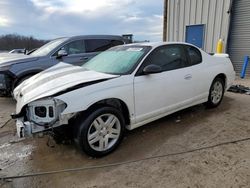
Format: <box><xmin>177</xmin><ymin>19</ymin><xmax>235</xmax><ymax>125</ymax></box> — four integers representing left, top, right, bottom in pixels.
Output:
<box><xmin>13</xmin><ymin>42</ymin><xmax>235</xmax><ymax>157</ymax></box>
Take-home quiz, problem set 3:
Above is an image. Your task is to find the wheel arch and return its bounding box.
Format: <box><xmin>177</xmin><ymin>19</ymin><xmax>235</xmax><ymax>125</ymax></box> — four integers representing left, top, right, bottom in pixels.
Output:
<box><xmin>79</xmin><ymin>98</ymin><xmax>131</xmax><ymax>126</ymax></box>
<box><xmin>213</xmin><ymin>73</ymin><xmax>227</xmax><ymax>89</ymax></box>
<box><xmin>205</xmin><ymin>73</ymin><xmax>226</xmax><ymax>108</ymax></box>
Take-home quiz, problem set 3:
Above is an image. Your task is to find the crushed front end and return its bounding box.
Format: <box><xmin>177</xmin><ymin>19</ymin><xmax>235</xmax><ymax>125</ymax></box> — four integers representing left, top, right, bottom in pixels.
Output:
<box><xmin>12</xmin><ymin>98</ymin><xmax>73</xmax><ymax>138</ymax></box>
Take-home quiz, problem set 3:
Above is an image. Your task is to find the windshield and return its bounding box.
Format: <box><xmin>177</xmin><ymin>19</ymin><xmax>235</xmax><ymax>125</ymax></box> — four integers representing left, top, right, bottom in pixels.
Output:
<box><xmin>31</xmin><ymin>38</ymin><xmax>68</xmax><ymax>56</ymax></box>
<box><xmin>82</xmin><ymin>45</ymin><xmax>151</xmax><ymax>75</ymax></box>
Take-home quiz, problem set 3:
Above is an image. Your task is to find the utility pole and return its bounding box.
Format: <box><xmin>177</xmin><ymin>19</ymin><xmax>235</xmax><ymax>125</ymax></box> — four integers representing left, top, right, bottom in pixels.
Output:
<box><xmin>163</xmin><ymin>0</ymin><xmax>168</xmax><ymax>41</ymax></box>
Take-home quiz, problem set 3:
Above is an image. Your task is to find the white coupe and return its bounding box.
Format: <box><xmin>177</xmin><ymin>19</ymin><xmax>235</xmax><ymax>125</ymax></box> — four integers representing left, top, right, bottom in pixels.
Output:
<box><xmin>13</xmin><ymin>42</ymin><xmax>235</xmax><ymax>157</ymax></box>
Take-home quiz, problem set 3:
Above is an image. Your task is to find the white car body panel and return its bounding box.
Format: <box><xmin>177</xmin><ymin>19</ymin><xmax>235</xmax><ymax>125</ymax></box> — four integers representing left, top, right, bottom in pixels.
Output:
<box><xmin>134</xmin><ymin>65</ymin><xmax>197</xmax><ymax>123</ymax></box>
<box><xmin>55</xmin><ymin>75</ymin><xmax>136</xmax><ymax>124</ymax></box>
<box><xmin>14</xmin><ymin>42</ymin><xmax>235</xmax><ymax>134</ymax></box>
<box><xmin>14</xmin><ymin>62</ymin><xmax>119</xmax><ymax>113</ymax></box>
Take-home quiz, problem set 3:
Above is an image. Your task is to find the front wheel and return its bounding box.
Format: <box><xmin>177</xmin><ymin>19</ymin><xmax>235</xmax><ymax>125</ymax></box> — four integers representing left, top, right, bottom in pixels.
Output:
<box><xmin>205</xmin><ymin>77</ymin><xmax>225</xmax><ymax>108</ymax></box>
<box><xmin>75</xmin><ymin>106</ymin><xmax>125</xmax><ymax>157</ymax></box>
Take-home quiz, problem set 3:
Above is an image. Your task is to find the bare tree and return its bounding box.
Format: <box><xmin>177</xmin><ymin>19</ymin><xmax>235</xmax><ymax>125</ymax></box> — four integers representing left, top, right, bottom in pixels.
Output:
<box><xmin>0</xmin><ymin>34</ymin><xmax>48</xmax><ymax>51</ymax></box>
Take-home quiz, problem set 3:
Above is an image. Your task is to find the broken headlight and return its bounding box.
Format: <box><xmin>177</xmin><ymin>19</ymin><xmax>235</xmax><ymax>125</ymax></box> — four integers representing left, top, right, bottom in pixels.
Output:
<box><xmin>27</xmin><ymin>98</ymin><xmax>66</xmax><ymax>126</ymax></box>
<box><xmin>34</xmin><ymin>106</ymin><xmax>47</xmax><ymax>117</ymax></box>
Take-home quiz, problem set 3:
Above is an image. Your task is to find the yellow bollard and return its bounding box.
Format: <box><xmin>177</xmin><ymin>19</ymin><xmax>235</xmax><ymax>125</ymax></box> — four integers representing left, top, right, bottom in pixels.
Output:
<box><xmin>216</xmin><ymin>39</ymin><xmax>223</xmax><ymax>53</ymax></box>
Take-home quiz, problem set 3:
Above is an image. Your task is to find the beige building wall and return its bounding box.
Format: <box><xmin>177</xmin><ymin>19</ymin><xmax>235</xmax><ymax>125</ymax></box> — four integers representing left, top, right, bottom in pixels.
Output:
<box><xmin>167</xmin><ymin>0</ymin><xmax>232</xmax><ymax>53</ymax></box>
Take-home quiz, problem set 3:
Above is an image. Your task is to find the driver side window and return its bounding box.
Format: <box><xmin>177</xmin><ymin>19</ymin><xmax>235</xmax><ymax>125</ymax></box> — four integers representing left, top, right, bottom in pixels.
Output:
<box><xmin>59</xmin><ymin>40</ymin><xmax>85</xmax><ymax>55</ymax></box>
<box><xmin>143</xmin><ymin>45</ymin><xmax>188</xmax><ymax>72</ymax></box>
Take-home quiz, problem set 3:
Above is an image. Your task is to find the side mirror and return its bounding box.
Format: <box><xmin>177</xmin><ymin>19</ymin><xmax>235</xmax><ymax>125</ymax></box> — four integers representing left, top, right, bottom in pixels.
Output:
<box><xmin>143</xmin><ymin>64</ymin><xmax>162</xmax><ymax>75</ymax></box>
<box><xmin>57</xmin><ymin>49</ymin><xmax>68</xmax><ymax>58</ymax></box>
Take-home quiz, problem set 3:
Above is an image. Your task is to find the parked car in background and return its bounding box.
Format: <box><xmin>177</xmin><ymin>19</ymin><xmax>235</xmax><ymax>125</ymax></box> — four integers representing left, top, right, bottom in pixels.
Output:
<box><xmin>0</xmin><ymin>35</ymin><xmax>130</xmax><ymax>96</ymax></box>
<box><xmin>26</xmin><ymin>48</ymin><xmax>38</xmax><ymax>55</ymax></box>
<box><xmin>9</xmin><ymin>49</ymin><xmax>26</xmax><ymax>54</ymax></box>
<box><xmin>13</xmin><ymin>42</ymin><xmax>235</xmax><ymax>157</ymax></box>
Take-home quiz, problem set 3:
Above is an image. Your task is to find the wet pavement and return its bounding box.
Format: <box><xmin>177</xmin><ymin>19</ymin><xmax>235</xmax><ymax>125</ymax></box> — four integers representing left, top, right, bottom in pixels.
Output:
<box><xmin>0</xmin><ymin>80</ymin><xmax>250</xmax><ymax>188</ymax></box>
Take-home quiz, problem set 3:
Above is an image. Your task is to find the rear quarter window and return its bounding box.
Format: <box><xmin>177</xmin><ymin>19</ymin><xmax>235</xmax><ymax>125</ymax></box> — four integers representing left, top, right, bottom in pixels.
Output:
<box><xmin>186</xmin><ymin>46</ymin><xmax>202</xmax><ymax>65</ymax></box>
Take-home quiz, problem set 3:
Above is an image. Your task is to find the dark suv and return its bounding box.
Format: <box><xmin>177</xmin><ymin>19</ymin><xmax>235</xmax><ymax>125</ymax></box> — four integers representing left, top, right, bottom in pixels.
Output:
<box><xmin>0</xmin><ymin>35</ymin><xmax>130</xmax><ymax>96</ymax></box>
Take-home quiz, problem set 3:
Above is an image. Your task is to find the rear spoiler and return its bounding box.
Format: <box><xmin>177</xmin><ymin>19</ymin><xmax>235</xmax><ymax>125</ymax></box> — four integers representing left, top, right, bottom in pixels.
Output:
<box><xmin>209</xmin><ymin>53</ymin><xmax>229</xmax><ymax>58</ymax></box>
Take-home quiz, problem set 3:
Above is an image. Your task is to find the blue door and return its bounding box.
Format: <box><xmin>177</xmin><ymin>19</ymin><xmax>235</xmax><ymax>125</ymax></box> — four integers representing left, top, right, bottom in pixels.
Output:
<box><xmin>185</xmin><ymin>25</ymin><xmax>204</xmax><ymax>48</ymax></box>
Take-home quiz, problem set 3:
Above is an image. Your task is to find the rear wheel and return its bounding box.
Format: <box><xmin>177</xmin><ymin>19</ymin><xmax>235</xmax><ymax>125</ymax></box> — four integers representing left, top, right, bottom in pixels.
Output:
<box><xmin>205</xmin><ymin>77</ymin><xmax>225</xmax><ymax>108</ymax></box>
<box><xmin>75</xmin><ymin>106</ymin><xmax>125</xmax><ymax>157</ymax></box>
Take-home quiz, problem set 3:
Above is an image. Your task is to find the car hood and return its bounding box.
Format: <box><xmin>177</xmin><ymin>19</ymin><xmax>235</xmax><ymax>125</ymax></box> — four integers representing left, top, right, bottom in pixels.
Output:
<box><xmin>14</xmin><ymin>62</ymin><xmax>119</xmax><ymax>113</ymax></box>
<box><xmin>0</xmin><ymin>53</ymin><xmax>39</xmax><ymax>67</ymax></box>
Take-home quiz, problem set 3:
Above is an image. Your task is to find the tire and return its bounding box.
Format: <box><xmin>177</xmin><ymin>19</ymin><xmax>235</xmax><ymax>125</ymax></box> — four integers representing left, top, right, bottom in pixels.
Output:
<box><xmin>205</xmin><ymin>77</ymin><xmax>225</xmax><ymax>108</ymax></box>
<box><xmin>75</xmin><ymin>106</ymin><xmax>125</xmax><ymax>157</ymax></box>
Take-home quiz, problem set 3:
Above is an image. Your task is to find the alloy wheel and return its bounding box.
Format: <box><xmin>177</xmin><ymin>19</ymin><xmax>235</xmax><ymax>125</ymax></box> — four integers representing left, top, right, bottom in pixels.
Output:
<box><xmin>211</xmin><ymin>81</ymin><xmax>223</xmax><ymax>104</ymax></box>
<box><xmin>87</xmin><ymin>113</ymin><xmax>121</xmax><ymax>152</ymax></box>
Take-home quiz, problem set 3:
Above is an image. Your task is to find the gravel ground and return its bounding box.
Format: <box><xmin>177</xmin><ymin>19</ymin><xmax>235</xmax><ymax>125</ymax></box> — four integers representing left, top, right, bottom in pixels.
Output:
<box><xmin>0</xmin><ymin>79</ymin><xmax>250</xmax><ymax>188</ymax></box>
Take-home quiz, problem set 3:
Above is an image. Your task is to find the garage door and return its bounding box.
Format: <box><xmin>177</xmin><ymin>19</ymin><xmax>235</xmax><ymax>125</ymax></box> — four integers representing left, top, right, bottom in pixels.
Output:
<box><xmin>228</xmin><ymin>0</ymin><xmax>250</xmax><ymax>76</ymax></box>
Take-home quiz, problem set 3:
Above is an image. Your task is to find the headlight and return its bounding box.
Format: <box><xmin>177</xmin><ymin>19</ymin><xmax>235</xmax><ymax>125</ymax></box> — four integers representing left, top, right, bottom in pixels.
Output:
<box><xmin>27</xmin><ymin>98</ymin><xmax>66</xmax><ymax>125</ymax></box>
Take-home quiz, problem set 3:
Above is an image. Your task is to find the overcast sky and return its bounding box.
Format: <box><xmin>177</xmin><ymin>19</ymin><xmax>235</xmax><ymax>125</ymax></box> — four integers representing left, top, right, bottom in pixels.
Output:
<box><xmin>0</xmin><ymin>0</ymin><xmax>163</xmax><ymax>41</ymax></box>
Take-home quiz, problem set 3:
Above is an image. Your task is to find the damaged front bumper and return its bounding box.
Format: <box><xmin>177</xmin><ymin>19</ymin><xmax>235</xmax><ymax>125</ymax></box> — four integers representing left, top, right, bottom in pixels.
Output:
<box><xmin>16</xmin><ymin>118</ymin><xmax>62</xmax><ymax>138</ymax></box>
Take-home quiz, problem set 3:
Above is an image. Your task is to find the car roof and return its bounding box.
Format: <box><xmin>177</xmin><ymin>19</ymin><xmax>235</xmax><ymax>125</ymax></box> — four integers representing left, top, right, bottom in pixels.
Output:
<box><xmin>124</xmin><ymin>41</ymin><xmax>199</xmax><ymax>48</ymax></box>
<box><xmin>54</xmin><ymin>35</ymin><xmax>126</xmax><ymax>41</ymax></box>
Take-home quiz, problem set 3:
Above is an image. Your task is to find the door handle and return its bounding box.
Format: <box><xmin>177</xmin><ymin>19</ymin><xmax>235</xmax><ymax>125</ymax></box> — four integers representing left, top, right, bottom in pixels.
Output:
<box><xmin>184</xmin><ymin>74</ymin><xmax>192</xmax><ymax>80</ymax></box>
